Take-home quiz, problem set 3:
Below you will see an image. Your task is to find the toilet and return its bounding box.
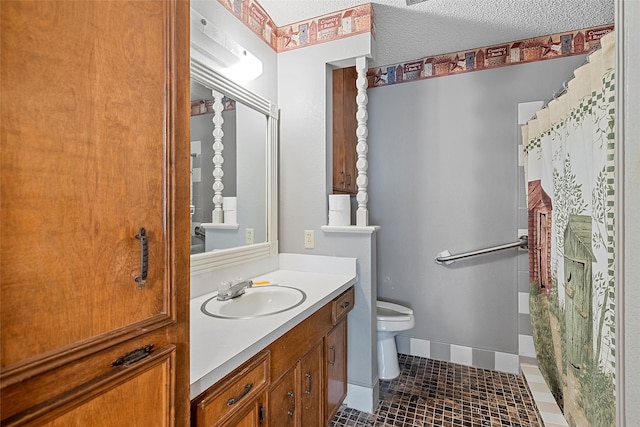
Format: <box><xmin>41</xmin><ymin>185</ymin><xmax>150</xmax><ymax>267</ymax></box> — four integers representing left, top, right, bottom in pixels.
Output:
<box><xmin>376</xmin><ymin>300</ymin><xmax>415</xmax><ymax>380</ymax></box>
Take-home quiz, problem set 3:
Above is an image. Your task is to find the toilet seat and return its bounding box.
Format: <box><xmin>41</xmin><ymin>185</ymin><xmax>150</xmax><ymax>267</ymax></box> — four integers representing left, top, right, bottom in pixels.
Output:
<box><xmin>376</xmin><ymin>301</ymin><xmax>414</xmax><ymax>322</ymax></box>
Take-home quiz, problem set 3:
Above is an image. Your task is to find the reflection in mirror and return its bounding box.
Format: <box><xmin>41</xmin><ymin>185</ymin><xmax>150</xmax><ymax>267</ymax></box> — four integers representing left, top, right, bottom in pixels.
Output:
<box><xmin>189</xmin><ymin>57</ymin><xmax>278</xmax><ymax>275</ymax></box>
<box><xmin>190</xmin><ymin>80</ymin><xmax>267</xmax><ymax>254</ymax></box>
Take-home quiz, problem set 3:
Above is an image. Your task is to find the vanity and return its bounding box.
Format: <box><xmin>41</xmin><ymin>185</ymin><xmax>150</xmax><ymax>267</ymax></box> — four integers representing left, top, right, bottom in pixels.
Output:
<box><xmin>190</xmin><ymin>262</ymin><xmax>357</xmax><ymax>426</ymax></box>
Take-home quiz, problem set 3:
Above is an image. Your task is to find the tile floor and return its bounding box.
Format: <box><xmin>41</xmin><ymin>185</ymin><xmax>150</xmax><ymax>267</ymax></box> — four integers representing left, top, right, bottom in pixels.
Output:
<box><xmin>329</xmin><ymin>354</ymin><xmax>541</xmax><ymax>427</ymax></box>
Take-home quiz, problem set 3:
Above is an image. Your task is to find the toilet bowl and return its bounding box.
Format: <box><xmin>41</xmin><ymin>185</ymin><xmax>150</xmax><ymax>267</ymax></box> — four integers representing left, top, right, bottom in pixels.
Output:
<box><xmin>376</xmin><ymin>300</ymin><xmax>415</xmax><ymax>380</ymax></box>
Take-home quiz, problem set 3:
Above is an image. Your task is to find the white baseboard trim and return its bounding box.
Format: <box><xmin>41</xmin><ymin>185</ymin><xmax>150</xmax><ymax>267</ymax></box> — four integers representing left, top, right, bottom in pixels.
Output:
<box><xmin>397</xmin><ymin>336</ymin><xmax>521</xmax><ymax>374</ymax></box>
<box><xmin>345</xmin><ymin>381</ymin><xmax>379</xmax><ymax>414</ymax></box>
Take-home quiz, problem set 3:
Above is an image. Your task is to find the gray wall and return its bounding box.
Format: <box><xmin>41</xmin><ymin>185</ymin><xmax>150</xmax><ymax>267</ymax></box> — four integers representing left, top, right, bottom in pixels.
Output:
<box><xmin>367</xmin><ymin>55</ymin><xmax>587</xmax><ymax>354</ymax></box>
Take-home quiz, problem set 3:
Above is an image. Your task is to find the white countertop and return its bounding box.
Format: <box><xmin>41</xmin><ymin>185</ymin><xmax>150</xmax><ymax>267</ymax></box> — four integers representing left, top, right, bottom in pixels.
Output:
<box><xmin>190</xmin><ymin>267</ymin><xmax>356</xmax><ymax>399</ymax></box>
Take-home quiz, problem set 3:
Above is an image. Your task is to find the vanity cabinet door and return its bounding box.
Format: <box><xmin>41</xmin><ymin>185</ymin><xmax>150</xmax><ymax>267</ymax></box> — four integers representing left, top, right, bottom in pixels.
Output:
<box><xmin>268</xmin><ymin>368</ymin><xmax>297</xmax><ymax>427</ymax></box>
<box><xmin>332</xmin><ymin>66</ymin><xmax>358</xmax><ymax>195</ymax></box>
<box><xmin>325</xmin><ymin>319</ymin><xmax>348</xmax><ymax>423</ymax></box>
<box><xmin>219</xmin><ymin>393</ymin><xmax>266</xmax><ymax>427</ymax></box>
<box><xmin>299</xmin><ymin>341</ymin><xmax>324</xmax><ymax>427</ymax></box>
<box><xmin>0</xmin><ymin>0</ymin><xmax>190</xmax><ymax>425</ymax></box>
<box><xmin>325</xmin><ymin>287</ymin><xmax>353</xmax><ymax>422</ymax></box>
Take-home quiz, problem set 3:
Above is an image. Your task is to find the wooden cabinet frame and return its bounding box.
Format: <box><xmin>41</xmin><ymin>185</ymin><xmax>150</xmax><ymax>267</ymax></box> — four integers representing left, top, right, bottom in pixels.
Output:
<box><xmin>0</xmin><ymin>1</ymin><xmax>190</xmax><ymax>424</ymax></box>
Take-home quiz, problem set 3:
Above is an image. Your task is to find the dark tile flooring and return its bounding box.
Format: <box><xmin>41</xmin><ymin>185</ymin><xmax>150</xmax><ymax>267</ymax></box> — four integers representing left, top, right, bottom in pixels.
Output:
<box><xmin>329</xmin><ymin>354</ymin><xmax>541</xmax><ymax>427</ymax></box>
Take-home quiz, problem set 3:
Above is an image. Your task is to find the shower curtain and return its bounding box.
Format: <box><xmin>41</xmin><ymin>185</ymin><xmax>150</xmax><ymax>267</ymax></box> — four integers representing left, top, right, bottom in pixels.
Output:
<box><xmin>521</xmin><ymin>31</ymin><xmax>615</xmax><ymax>427</ymax></box>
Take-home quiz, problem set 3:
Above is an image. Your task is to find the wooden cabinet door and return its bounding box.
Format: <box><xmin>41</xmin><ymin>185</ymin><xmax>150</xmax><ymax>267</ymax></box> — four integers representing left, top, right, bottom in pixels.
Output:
<box><xmin>332</xmin><ymin>67</ymin><xmax>358</xmax><ymax>194</ymax></box>
<box><xmin>268</xmin><ymin>368</ymin><xmax>297</xmax><ymax>427</ymax></box>
<box><xmin>221</xmin><ymin>405</ymin><xmax>260</xmax><ymax>427</ymax></box>
<box><xmin>219</xmin><ymin>394</ymin><xmax>265</xmax><ymax>427</ymax></box>
<box><xmin>299</xmin><ymin>341</ymin><xmax>324</xmax><ymax>427</ymax></box>
<box><xmin>0</xmin><ymin>0</ymin><xmax>190</xmax><ymax>424</ymax></box>
<box><xmin>325</xmin><ymin>320</ymin><xmax>348</xmax><ymax>423</ymax></box>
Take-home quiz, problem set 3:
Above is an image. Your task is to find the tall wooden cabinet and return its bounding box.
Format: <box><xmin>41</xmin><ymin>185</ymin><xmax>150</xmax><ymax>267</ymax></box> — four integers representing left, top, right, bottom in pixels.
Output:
<box><xmin>0</xmin><ymin>1</ymin><xmax>190</xmax><ymax>425</ymax></box>
<box><xmin>332</xmin><ymin>66</ymin><xmax>358</xmax><ymax>194</ymax></box>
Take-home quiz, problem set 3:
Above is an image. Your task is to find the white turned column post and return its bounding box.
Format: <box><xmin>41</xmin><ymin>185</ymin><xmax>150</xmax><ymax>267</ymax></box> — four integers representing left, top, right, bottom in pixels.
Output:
<box><xmin>355</xmin><ymin>56</ymin><xmax>369</xmax><ymax>226</ymax></box>
<box><xmin>211</xmin><ymin>90</ymin><xmax>225</xmax><ymax>223</ymax></box>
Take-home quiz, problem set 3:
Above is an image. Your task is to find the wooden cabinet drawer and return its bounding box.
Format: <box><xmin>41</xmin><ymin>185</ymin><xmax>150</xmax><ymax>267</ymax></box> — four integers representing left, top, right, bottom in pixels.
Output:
<box><xmin>331</xmin><ymin>287</ymin><xmax>354</xmax><ymax>325</ymax></box>
<box><xmin>195</xmin><ymin>351</ymin><xmax>269</xmax><ymax>427</ymax></box>
<box><xmin>2</xmin><ymin>340</ymin><xmax>177</xmax><ymax>426</ymax></box>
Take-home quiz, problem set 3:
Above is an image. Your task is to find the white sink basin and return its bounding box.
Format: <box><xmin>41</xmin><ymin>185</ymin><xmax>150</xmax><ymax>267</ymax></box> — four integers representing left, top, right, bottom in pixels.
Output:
<box><xmin>201</xmin><ymin>285</ymin><xmax>307</xmax><ymax>319</ymax></box>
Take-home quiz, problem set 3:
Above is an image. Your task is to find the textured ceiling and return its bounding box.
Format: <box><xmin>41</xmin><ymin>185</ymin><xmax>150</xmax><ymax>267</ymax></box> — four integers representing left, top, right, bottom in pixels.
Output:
<box><xmin>259</xmin><ymin>0</ymin><xmax>615</xmax><ymax>67</ymax></box>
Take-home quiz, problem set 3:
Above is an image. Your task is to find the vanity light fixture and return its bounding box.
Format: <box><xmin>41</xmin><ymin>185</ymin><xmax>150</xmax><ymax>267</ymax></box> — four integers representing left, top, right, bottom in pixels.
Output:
<box><xmin>221</xmin><ymin>48</ymin><xmax>263</xmax><ymax>83</ymax></box>
<box><xmin>190</xmin><ymin>8</ymin><xmax>263</xmax><ymax>83</ymax></box>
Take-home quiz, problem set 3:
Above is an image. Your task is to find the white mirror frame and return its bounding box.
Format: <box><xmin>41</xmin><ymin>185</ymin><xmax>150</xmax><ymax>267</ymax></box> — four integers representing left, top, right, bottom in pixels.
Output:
<box><xmin>190</xmin><ymin>58</ymin><xmax>278</xmax><ymax>274</ymax></box>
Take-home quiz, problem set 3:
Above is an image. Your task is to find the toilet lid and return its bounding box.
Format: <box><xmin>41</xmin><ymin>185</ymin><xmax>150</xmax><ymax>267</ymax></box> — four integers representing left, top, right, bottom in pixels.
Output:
<box><xmin>377</xmin><ymin>306</ymin><xmax>413</xmax><ymax>322</ymax></box>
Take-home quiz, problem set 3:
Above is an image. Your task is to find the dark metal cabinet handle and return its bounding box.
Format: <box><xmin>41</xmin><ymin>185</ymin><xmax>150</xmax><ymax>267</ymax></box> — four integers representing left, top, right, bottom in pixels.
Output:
<box><xmin>112</xmin><ymin>344</ymin><xmax>153</xmax><ymax>367</ymax></box>
<box><xmin>287</xmin><ymin>391</ymin><xmax>295</xmax><ymax>417</ymax></box>
<box><xmin>135</xmin><ymin>227</ymin><xmax>148</xmax><ymax>289</ymax></box>
<box><xmin>227</xmin><ymin>383</ymin><xmax>253</xmax><ymax>406</ymax></box>
<box><xmin>340</xmin><ymin>301</ymin><xmax>351</xmax><ymax>310</ymax></box>
<box><xmin>304</xmin><ymin>372</ymin><xmax>312</xmax><ymax>395</ymax></box>
<box><xmin>329</xmin><ymin>345</ymin><xmax>336</xmax><ymax>366</ymax></box>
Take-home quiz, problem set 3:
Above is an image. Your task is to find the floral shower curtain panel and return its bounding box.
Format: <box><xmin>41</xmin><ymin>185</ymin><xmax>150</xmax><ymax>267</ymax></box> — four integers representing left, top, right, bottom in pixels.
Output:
<box><xmin>521</xmin><ymin>31</ymin><xmax>615</xmax><ymax>427</ymax></box>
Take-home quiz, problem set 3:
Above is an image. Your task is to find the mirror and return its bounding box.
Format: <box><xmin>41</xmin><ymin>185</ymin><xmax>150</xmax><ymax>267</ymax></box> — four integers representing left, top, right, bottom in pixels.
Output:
<box><xmin>190</xmin><ymin>81</ymin><xmax>267</xmax><ymax>253</ymax></box>
<box><xmin>190</xmin><ymin>58</ymin><xmax>278</xmax><ymax>274</ymax></box>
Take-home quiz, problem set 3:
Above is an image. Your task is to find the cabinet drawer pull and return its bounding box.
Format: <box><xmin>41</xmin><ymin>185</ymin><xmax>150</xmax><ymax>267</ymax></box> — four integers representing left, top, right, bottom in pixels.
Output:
<box><xmin>329</xmin><ymin>345</ymin><xmax>336</xmax><ymax>366</ymax></box>
<box><xmin>304</xmin><ymin>372</ymin><xmax>312</xmax><ymax>395</ymax></box>
<box><xmin>287</xmin><ymin>391</ymin><xmax>295</xmax><ymax>417</ymax></box>
<box><xmin>332</xmin><ymin>287</ymin><xmax>354</xmax><ymax>324</ymax></box>
<box><xmin>135</xmin><ymin>227</ymin><xmax>148</xmax><ymax>289</ymax></box>
<box><xmin>112</xmin><ymin>344</ymin><xmax>154</xmax><ymax>367</ymax></box>
<box><xmin>226</xmin><ymin>383</ymin><xmax>253</xmax><ymax>406</ymax></box>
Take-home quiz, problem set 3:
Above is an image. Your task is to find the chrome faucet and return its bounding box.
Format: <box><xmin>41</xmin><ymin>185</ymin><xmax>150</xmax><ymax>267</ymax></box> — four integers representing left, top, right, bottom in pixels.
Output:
<box><xmin>194</xmin><ymin>225</ymin><xmax>205</xmax><ymax>239</ymax></box>
<box><xmin>217</xmin><ymin>280</ymin><xmax>253</xmax><ymax>301</ymax></box>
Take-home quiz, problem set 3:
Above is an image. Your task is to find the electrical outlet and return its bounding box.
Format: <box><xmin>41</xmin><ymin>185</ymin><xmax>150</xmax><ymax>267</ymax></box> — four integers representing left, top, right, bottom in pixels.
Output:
<box><xmin>246</xmin><ymin>228</ymin><xmax>254</xmax><ymax>245</ymax></box>
<box><xmin>304</xmin><ymin>230</ymin><xmax>314</xmax><ymax>249</ymax></box>
<box><xmin>192</xmin><ymin>167</ymin><xmax>201</xmax><ymax>182</ymax></box>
